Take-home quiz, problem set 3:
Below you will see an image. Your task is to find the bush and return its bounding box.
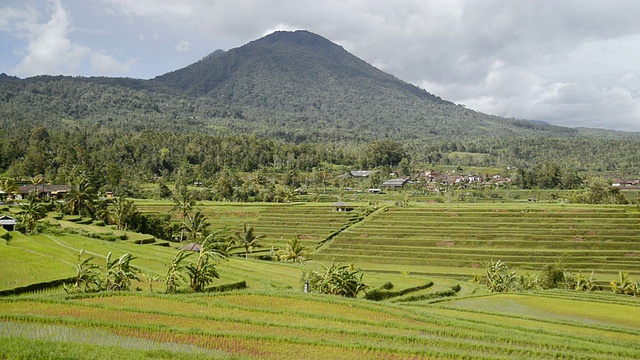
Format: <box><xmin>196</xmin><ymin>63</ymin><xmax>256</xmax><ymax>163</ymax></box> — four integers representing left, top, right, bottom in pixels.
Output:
<box><xmin>205</xmin><ymin>281</ymin><xmax>247</xmax><ymax>293</ymax></box>
<box><xmin>364</xmin><ymin>281</ymin><xmax>433</xmax><ymax>301</ymax></box>
<box><xmin>0</xmin><ymin>228</ymin><xmax>10</xmax><ymax>240</ymax></box>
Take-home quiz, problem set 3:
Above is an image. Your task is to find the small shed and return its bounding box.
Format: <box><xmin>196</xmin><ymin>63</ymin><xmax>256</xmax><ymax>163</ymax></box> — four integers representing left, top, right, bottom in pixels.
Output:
<box><xmin>0</xmin><ymin>215</ymin><xmax>16</xmax><ymax>231</ymax></box>
<box><xmin>332</xmin><ymin>201</ymin><xmax>353</xmax><ymax>212</ymax></box>
<box><xmin>381</xmin><ymin>178</ymin><xmax>410</xmax><ymax>189</ymax></box>
<box><xmin>179</xmin><ymin>242</ymin><xmax>202</xmax><ymax>251</ymax></box>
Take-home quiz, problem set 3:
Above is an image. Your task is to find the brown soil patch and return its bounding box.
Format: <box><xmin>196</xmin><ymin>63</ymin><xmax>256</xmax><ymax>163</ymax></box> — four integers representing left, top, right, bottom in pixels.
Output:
<box><xmin>436</xmin><ymin>240</ymin><xmax>455</xmax><ymax>247</ymax></box>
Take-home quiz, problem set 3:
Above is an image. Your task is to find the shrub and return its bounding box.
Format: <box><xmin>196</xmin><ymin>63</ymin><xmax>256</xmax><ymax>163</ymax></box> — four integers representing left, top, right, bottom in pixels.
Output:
<box><xmin>364</xmin><ymin>282</ymin><xmax>433</xmax><ymax>301</ymax></box>
<box><xmin>540</xmin><ymin>263</ymin><xmax>565</xmax><ymax>289</ymax></box>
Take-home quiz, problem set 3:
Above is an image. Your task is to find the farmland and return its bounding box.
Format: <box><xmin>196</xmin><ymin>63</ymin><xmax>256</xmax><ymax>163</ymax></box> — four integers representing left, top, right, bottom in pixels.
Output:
<box><xmin>316</xmin><ymin>203</ymin><xmax>640</xmax><ymax>277</ymax></box>
<box><xmin>2</xmin><ymin>201</ymin><xmax>640</xmax><ymax>358</ymax></box>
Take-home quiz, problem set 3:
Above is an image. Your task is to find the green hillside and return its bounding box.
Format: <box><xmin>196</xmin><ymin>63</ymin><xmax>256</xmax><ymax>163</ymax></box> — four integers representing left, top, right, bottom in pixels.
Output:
<box><xmin>1</xmin><ymin>31</ymin><xmax>639</xmax><ymax>170</ymax></box>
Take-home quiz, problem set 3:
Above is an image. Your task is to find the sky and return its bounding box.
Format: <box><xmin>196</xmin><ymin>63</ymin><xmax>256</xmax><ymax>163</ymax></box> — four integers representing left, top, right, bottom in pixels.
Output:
<box><xmin>1</xmin><ymin>0</ymin><xmax>640</xmax><ymax>132</ymax></box>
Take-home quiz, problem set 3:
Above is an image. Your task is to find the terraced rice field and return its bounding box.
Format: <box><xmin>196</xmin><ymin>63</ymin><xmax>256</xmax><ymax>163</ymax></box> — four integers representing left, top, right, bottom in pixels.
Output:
<box><xmin>138</xmin><ymin>202</ymin><xmax>360</xmax><ymax>249</ymax></box>
<box><xmin>2</xmin><ymin>291</ymin><xmax>639</xmax><ymax>359</ymax></box>
<box><xmin>316</xmin><ymin>204</ymin><xmax>640</xmax><ymax>276</ymax></box>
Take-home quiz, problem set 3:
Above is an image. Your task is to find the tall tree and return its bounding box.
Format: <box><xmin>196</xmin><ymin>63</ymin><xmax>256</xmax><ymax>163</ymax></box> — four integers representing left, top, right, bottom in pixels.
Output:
<box><xmin>234</xmin><ymin>223</ymin><xmax>264</xmax><ymax>259</ymax></box>
<box><xmin>109</xmin><ymin>195</ymin><xmax>138</xmax><ymax>231</ymax></box>
<box><xmin>18</xmin><ymin>196</ymin><xmax>46</xmax><ymax>233</ymax></box>
<box><xmin>66</xmin><ymin>174</ymin><xmax>97</xmax><ymax>217</ymax></box>
<box><xmin>171</xmin><ymin>184</ymin><xmax>195</xmax><ymax>241</ymax></box>
<box><xmin>181</xmin><ymin>210</ymin><xmax>209</xmax><ymax>244</ymax></box>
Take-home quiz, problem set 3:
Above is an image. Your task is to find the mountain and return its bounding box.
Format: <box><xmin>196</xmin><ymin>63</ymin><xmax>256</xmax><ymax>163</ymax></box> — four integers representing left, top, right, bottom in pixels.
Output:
<box><xmin>151</xmin><ymin>30</ymin><xmax>580</xmax><ymax>140</ymax></box>
<box><xmin>0</xmin><ymin>30</ymin><xmax>637</xmax><ymax>144</ymax></box>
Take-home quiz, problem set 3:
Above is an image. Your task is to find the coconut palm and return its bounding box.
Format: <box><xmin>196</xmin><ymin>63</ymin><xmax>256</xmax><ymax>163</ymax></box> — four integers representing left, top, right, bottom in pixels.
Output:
<box><xmin>235</xmin><ymin>223</ymin><xmax>264</xmax><ymax>259</ymax></box>
<box><xmin>201</xmin><ymin>231</ymin><xmax>235</xmax><ymax>259</ymax></box>
<box><xmin>66</xmin><ymin>175</ymin><xmax>97</xmax><ymax>217</ymax></box>
<box><xmin>18</xmin><ymin>196</ymin><xmax>46</xmax><ymax>233</ymax></box>
<box><xmin>171</xmin><ymin>185</ymin><xmax>195</xmax><ymax>241</ymax></box>
<box><xmin>277</xmin><ymin>237</ymin><xmax>308</xmax><ymax>264</ymax></box>
<box><xmin>109</xmin><ymin>195</ymin><xmax>138</xmax><ymax>230</ymax></box>
<box><xmin>180</xmin><ymin>210</ymin><xmax>209</xmax><ymax>243</ymax></box>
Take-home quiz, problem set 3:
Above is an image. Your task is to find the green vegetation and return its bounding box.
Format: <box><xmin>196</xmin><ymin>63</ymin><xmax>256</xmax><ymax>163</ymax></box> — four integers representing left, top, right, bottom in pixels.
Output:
<box><xmin>2</xmin><ymin>30</ymin><xmax>640</xmax><ymax>359</ymax></box>
<box><xmin>2</xmin><ymin>201</ymin><xmax>640</xmax><ymax>358</ymax></box>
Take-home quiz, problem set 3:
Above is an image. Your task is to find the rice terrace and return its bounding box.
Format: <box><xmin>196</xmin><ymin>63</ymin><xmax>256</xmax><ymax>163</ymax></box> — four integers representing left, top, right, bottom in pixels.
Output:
<box><xmin>2</xmin><ymin>18</ymin><xmax>640</xmax><ymax>360</ymax></box>
<box><xmin>2</xmin><ymin>197</ymin><xmax>640</xmax><ymax>359</ymax></box>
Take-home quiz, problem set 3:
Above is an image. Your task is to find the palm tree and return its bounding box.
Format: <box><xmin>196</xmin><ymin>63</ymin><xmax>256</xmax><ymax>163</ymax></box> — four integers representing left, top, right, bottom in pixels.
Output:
<box><xmin>165</xmin><ymin>250</ymin><xmax>193</xmax><ymax>293</ymax></box>
<box><xmin>171</xmin><ymin>185</ymin><xmax>194</xmax><ymax>241</ymax></box>
<box><xmin>109</xmin><ymin>195</ymin><xmax>138</xmax><ymax>230</ymax></box>
<box><xmin>235</xmin><ymin>223</ymin><xmax>264</xmax><ymax>259</ymax></box>
<box><xmin>103</xmin><ymin>252</ymin><xmax>139</xmax><ymax>291</ymax></box>
<box><xmin>18</xmin><ymin>196</ymin><xmax>46</xmax><ymax>233</ymax></box>
<box><xmin>66</xmin><ymin>175</ymin><xmax>97</xmax><ymax>217</ymax></box>
<box><xmin>277</xmin><ymin>237</ymin><xmax>308</xmax><ymax>264</ymax></box>
<box><xmin>180</xmin><ymin>210</ymin><xmax>209</xmax><ymax>243</ymax></box>
<box><xmin>201</xmin><ymin>231</ymin><xmax>235</xmax><ymax>259</ymax></box>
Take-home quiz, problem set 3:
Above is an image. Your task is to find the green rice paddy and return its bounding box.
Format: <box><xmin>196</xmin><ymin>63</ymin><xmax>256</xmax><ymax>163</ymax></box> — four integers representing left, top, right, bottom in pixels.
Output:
<box><xmin>2</xmin><ymin>201</ymin><xmax>640</xmax><ymax>358</ymax></box>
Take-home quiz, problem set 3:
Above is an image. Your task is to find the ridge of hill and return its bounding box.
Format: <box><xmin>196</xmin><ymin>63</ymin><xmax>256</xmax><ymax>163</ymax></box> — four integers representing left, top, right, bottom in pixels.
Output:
<box><xmin>0</xmin><ymin>30</ymin><xmax>638</xmax><ymax>146</ymax></box>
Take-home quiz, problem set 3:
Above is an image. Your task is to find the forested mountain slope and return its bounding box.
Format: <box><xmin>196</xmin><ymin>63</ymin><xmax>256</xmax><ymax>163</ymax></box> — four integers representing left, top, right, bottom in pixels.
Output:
<box><xmin>0</xmin><ymin>30</ymin><xmax>639</xmax><ymax>173</ymax></box>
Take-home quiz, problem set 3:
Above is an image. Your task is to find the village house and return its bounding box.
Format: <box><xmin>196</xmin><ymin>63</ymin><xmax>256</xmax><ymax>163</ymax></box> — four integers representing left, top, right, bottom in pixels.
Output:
<box><xmin>16</xmin><ymin>185</ymin><xmax>71</xmax><ymax>200</ymax></box>
<box><xmin>381</xmin><ymin>178</ymin><xmax>410</xmax><ymax>189</ymax></box>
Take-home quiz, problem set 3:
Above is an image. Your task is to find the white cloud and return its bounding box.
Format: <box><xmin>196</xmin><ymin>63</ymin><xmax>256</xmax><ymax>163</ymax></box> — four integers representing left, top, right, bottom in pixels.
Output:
<box><xmin>5</xmin><ymin>0</ymin><xmax>134</xmax><ymax>77</ymax></box>
<box><xmin>11</xmin><ymin>0</ymin><xmax>89</xmax><ymax>76</ymax></box>
<box><xmin>174</xmin><ymin>40</ymin><xmax>190</xmax><ymax>52</ymax></box>
<box><xmin>3</xmin><ymin>0</ymin><xmax>640</xmax><ymax>130</ymax></box>
<box><xmin>90</xmin><ymin>51</ymin><xmax>135</xmax><ymax>75</ymax></box>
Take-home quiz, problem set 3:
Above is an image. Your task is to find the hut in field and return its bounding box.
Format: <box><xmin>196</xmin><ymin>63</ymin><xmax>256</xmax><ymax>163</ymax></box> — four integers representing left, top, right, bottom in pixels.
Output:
<box><xmin>0</xmin><ymin>215</ymin><xmax>16</xmax><ymax>231</ymax></box>
<box><xmin>179</xmin><ymin>242</ymin><xmax>202</xmax><ymax>251</ymax></box>
<box><xmin>332</xmin><ymin>201</ymin><xmax>353</xmax><ymax>212</ymax></box>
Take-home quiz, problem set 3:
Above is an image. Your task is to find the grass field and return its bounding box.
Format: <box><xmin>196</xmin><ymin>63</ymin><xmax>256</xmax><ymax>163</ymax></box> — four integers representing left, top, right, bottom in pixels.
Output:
<box><xmin>2</xmin><ymin>201</ymin><xmax>640</xmax><ymax>358</ymax></box>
